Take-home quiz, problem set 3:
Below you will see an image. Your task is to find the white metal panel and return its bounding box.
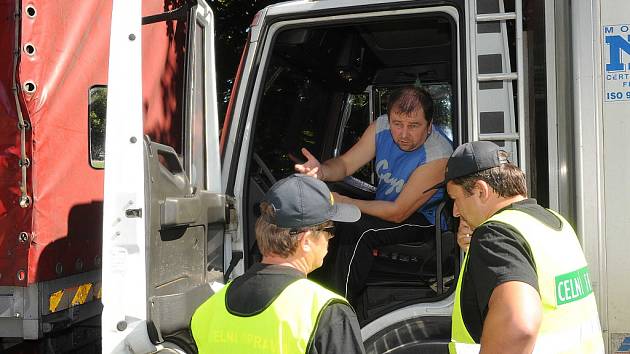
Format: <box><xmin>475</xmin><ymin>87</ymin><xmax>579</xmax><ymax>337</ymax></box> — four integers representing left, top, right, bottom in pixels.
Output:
<box><xmin>101</xmin><ymin>0</ymin><xmax>149</xmax><ymax>352</ymax></box>
<box><xmin>265</xmin><ymin>0</ymin><xmax>414</xmax><ymax>16</ymax></box>
<box><xmin>102</xmin><ymin>0</ymin><xmax>220</xmax><ymax>351</ymax></box>
<box><xmin>220</xmin><ymin>39</ymin><xmax>260</xmax><ymax>191</ymax></box>
<box><xmin>197</xmin><ymin>2</ymin><xmax>222</xmax><ymax>194</ymax></box>
<box><xmin>218</xmin><ymin>27</ymin><xmax>263</xmax><ymax>281</ymax></box>
<box><xmin>547</xmin><ymin>1</ymin><xmax>577</xmax><ymax>224</ymax></box>
<box><xmin>544</xmin><ymin>0</ymin><xmax>559</xmax><ymax>211</ymax></box>
<box><xmin>571</xmin><ymin>0</ymin><xmax>609</xmax><ymax>351</ymax></box>
<box><xmin>466</xmin><ymin>1</ymin><xmax>478</xmax><ymax>144</ymax></box>
<box><xmin>599</xmin><ymin>0</ymin><xmax>630</xmax><ymax>351</ymax></box>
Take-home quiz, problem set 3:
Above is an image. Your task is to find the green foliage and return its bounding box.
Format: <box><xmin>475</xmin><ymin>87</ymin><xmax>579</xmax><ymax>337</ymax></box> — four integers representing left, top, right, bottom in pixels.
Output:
<box><xmin>89</xmin><ymin>87</ymin><xmax>107</xmax><ymax>165</ymax></box>
<box><xmin>89</xmin><ymin>87</ymin><xmax>107</xmax><ymax>135</ymax></box>
<box><xmin>209</xmin><ymin>0</ymin><xmax>283</xmax><ymax>118</ymax></box>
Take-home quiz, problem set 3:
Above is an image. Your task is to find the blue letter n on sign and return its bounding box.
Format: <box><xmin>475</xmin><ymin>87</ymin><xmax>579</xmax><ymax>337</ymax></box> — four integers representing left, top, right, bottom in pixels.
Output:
<box><xmin>606</xmin><ymin>35</ymin><xmax>630</xmax><ymax>71</ymax></box>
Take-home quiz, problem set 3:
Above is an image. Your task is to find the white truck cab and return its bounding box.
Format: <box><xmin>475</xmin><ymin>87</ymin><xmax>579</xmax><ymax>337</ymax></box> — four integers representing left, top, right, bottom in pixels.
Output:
<box><xmin>102</xmin><ymin>0</ymin><xmax>630</xmax><ymax>353</ymax></box>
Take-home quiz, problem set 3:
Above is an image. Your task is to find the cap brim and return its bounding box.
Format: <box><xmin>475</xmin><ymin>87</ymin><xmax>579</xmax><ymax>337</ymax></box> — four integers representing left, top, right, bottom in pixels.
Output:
<box><xmin>330</xmin><ymin>202</ymin><xmax>361</xmax><ymax>223</ymax></box>
<box><xmin>424</xmin><ymin>180</ymin><xmax>446</xmax><ymax>194</ymax></box>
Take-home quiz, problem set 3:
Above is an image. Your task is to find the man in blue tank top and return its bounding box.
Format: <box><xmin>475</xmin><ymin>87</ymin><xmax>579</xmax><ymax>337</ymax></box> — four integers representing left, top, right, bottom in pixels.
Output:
<box><xmin>295</xmin><ymin>86</ymin><xmax>453</xmax><ymax>303</ymax></box>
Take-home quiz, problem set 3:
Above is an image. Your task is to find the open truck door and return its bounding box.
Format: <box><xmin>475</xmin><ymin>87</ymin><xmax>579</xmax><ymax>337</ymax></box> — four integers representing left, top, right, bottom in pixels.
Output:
<box><xmin>101</xmin><ymin>0</ymin><xmax>226</xmax><ymax>352</ymax></box>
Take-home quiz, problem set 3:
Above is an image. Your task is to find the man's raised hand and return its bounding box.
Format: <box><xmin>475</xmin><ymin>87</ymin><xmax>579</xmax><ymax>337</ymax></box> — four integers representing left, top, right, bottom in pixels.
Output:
<box><xmin>457</xmin><ymin>219</ymin><xmax>474</xmax><ymax>251</ymax></box>
<box><xmin>294</xmin><ymin>148</ymin><xmax>323</xmax><ymax>180</ymax></box>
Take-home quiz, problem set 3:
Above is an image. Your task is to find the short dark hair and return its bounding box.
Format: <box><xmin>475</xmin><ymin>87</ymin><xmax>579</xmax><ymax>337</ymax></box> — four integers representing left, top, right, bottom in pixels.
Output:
<box><xmin>451</xmin><ymin>151</ymin><xmax>527</xmax><ymax>197</ymax></box>
<box><xmin>256</xmin><ymin>202</ymin><xmax>332</xmax><ymax>257</ymax></box>
<box><xmin>387</xmin><ymin>86</ymin><xmax>434</xmax><ymax>124</ymax></box>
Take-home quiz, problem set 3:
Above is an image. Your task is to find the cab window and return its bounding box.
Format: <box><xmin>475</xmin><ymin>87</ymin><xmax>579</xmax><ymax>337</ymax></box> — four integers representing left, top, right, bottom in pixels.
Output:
<box><xmin>337</xmin><ymin>92</ymin><xmax>375</xmax><ymax>185</ymax></box>
<box><xmin>251</xmin><ymin>61</ymin><xmax>333</xmax><ymax>181</ymax></box>
<box><xmin>334</xmin><ymin>84</ymin><xmax>455</xmax><ymax>188</ymax></box>
<box><xmin>375</xmin><ymin>84</ymin><xmax>454</xmax><ymax>141</ymax></box>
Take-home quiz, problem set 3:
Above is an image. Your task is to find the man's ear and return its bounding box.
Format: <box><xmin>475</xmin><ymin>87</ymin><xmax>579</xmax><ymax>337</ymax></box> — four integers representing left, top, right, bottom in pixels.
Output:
<box><xmin>300</xmin><ymin>231</ymin><xmax>313</xmax><ymax>252</ymax></box>
<box><xmin>475</xmin><ymin>180</ymin><xmax>491</xmax><ymax>202</ymax></box>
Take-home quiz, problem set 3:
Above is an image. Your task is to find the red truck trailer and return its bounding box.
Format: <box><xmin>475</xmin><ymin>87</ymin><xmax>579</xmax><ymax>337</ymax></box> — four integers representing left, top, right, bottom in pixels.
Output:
<box><xmin>0</xmin><ymin>0</ymin><xmax>191</xmax><ymax>349</ymax></box>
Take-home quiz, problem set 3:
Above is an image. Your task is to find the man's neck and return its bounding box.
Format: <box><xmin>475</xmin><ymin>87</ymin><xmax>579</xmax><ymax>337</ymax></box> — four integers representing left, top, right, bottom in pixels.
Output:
<box><xmin>486</xmin><ymin>195</ymin><xmax>527</xmax><ymax>219</ymax></box>
<box><xmin>261</xmin><ymin>254</ymin><xmax>309</xmax><ymax>275</ymax></box>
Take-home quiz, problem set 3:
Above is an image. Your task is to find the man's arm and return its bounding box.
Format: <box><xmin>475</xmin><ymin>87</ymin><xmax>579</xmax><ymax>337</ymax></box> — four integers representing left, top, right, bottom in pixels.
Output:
<box><xmin>295</xmin><ymin>123</ymin><xmax>376</xmax><ymax>181</ymax></box>
<box><xmin>479</xmin><ymin>281</ymin><xmax>542</xmax><ymax>354</ymax></box>
<box><xmin>333</xmin><ymin>158</ymin><xmax>447</xmax><ymax>223</ymax></box>
<box><xmin>310</xmin><ymin>303</ymin><xmax>366</xmax><ymax>354</ymax></box>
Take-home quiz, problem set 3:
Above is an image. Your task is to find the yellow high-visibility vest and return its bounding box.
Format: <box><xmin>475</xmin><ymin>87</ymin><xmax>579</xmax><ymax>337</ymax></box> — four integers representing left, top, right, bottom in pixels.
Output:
<box><xmin>450</xmin><ymin>209</ymin><xmax>604</xmax><ymax>354</ymax></box>
<box><xmin>191</xmin><ymin>278</ymin><xmax>348</xmax><ymax>354</ymax></box>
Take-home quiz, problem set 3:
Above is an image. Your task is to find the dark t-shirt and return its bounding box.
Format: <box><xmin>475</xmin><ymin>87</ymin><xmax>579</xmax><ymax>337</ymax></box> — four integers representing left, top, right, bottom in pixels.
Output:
<box><xmin>226</xmin><ymin>263</ymin><xmax>365</xmax><ymax>354</ymax></box>
<box><xmin>460</xmin><ymin>199</ymin><xmax>562</xmax><ymax>342</ymax></box>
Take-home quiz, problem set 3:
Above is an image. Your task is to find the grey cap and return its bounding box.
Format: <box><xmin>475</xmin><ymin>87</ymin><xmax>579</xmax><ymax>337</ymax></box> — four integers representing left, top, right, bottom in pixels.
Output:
<box><xmin>426</xmin><ymin>141</ymin><xmax>509</xmax><ymax>192</ymax></box>
<box><xmin>263</xmin><ymin>174</ymin><xmax>361</xmax><ymax>229</ymax></box>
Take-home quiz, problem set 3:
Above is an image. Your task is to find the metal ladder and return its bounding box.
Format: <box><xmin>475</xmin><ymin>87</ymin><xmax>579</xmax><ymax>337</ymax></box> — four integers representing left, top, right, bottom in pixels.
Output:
<box><xmin>467</xmin><ymin>0</ymin><xmax>526</xmax><ymax>171</ymax></box>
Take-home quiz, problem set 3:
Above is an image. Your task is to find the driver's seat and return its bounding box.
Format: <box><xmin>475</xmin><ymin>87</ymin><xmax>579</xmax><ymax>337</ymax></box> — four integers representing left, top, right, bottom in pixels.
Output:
<box><xmin>369</xmin><ymin>200</ymin><xmax>456</xmax><ymax>290</ymax></box>
<box><xmin>355</xmin><ymin>199</ymin><xmax>458</xmax><ymax>322</ymax></box>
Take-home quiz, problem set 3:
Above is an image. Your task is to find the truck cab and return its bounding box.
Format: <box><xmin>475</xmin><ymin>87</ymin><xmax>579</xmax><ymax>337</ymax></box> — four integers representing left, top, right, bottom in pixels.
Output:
<box><xmin>101</xmin><ymin>0</ymin><xmax>503</xmax><ymax>352</ymax></box>
<box><xmin>101</xmin><ymin>0</ymin><xmax>630</xmax><ymax>353</ymax></box>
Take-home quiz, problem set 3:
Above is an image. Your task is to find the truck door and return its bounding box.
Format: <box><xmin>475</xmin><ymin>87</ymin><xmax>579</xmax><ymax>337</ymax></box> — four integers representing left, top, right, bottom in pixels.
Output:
<box><xmin>101</xmin><ymin>0</ymin><xmax>226</xmax><ymax>352</ymax></box>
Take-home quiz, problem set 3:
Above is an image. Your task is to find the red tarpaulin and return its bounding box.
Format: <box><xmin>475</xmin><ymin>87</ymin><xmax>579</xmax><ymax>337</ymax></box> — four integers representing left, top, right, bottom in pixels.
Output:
<box><xmin>0</xmin><ymin>0</ymin><xmax>187</xmax><ymax>286</ymax></box>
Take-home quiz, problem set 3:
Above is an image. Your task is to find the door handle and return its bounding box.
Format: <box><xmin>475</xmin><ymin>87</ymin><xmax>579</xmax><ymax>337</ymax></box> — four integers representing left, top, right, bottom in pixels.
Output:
<box><xmin>161</xmin><ymin>195</ymin><xmax>201</xmax><ymax>227</ymax></box>
<box><xmin>161</xmin><ymin>192</ymin><xmax>228</xmax><ymax>227</ymax></box>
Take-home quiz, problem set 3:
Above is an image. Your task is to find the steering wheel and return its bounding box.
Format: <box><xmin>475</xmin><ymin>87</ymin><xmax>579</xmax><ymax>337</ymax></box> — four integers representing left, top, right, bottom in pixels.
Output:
<box><xmin>327</xmin><ymin>176</ymin><xmax>376</xmax><ymax>201</ymax></box>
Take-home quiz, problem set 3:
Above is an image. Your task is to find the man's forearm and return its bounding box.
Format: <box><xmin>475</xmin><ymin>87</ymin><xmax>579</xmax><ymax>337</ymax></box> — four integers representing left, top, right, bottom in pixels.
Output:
<box><xmin>336</xmin><ymin>189</ymin><xmax>433</xmax><ymax>223</ymax></box>
<box><xmin>341</xmin><ymin>197</ymin><xmax>404</xmax><ymax>223</ymax></box>
<box><xmin>320</xmin><ymin>158</ymin><xmax>349</xmax><ymax>181</ymax></box>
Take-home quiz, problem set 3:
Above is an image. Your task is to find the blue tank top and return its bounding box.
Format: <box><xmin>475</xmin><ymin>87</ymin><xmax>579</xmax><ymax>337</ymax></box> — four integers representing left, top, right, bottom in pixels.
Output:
<box><xmin>375</xmin><ymin>115</ymin><xmax>453</xmax><ymax>223</ymax></box>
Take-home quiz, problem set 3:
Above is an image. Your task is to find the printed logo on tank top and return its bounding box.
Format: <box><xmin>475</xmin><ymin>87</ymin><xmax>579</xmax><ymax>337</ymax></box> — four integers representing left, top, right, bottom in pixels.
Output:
<box><xmin>375</xmin><ymin>159</ymin><xmax>405</xmax><ymax>195</ymax></box>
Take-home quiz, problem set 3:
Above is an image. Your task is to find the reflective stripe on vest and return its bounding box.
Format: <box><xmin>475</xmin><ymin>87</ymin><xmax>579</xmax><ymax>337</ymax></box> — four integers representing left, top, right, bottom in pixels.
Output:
<box><xmin>450</xmin><ymin>209</ymin><xmax>604</xmax><ymax>354</ymax></box>
<box><xmin>191</xmin><ymin>278</ymin><xmax>348</xmax><ymax>354</ymax></box>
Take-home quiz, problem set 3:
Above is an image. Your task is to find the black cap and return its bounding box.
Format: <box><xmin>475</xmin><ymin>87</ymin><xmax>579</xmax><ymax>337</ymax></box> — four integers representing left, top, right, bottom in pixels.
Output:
<box><xmin>263</xmin><ymin>174</ymin><xmax>361</xmax><ymax>229</ymax></box>
<box><xmin>425</xmin><ymin>141</ymin><xmax>509</xmax><ymax>192</ymax></box>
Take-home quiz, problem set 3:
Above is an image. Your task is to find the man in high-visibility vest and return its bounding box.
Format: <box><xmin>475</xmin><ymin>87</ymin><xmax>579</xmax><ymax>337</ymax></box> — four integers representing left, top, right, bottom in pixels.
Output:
<box><xmin>428</xmin><ymin>141</ymin><xmax>604</xmax><ymax>354</ymax></box>
<box><xmin>191</xmin><ymin>174</ymin><xmax>366</xmax><ymax>354</ymax></box>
